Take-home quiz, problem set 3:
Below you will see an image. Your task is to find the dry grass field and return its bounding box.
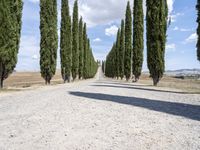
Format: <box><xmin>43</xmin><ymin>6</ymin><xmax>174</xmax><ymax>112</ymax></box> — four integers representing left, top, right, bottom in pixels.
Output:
<box><xmin>139</xmin><ymin>74</ymin><xmax>200</xmax><ymax>94</ymax></box>
<box><xmin>3</xmin><ymin>71</ymin><xmax>63</xmax><ymax>89</ymax></box>
<box><xmin>1</xmin><ymin>71</ymin><xmax>200</xmax><ymax>94</ymax></box>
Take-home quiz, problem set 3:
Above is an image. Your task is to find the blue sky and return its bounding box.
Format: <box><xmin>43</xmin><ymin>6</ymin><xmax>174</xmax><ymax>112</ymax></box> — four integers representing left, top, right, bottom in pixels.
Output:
<box><xmin>16</xmin><ymin>0</ymin><xmax>199</xmax><ymax>71</ymax></box>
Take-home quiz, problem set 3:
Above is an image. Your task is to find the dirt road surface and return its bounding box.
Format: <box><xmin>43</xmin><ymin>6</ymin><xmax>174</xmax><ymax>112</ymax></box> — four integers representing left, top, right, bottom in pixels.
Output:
<box><xmin>0</xmin><ymin>69</ymin><xmax>200</xmax><ymax>150</ymax></box>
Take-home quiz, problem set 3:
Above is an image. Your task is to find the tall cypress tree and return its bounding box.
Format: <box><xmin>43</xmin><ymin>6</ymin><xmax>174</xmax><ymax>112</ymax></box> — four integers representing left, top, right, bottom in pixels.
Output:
<box><xmin>146</xmin><ymin>0</ymin><xmax>168</xmax><ymax>86</ymax></box>
<box><xmin>119</xmin><ymin>19</ymin><xmax>125</xmax><ymax>79</ymax></box>
<box><xmin>79</xmin><ymin>17</ymin><xmax>84</xmax><ymax>79</ymax></box>
<box><xmin>197</xmin><ymin>0</ymin><xmax>200</xmax><ymax>61</ymax></box>
<box><xmin>102</xmin><ymin>61</ymin><xmax>105</xmax><ymax>73</ymax></box>
<box><xmin>0</xmin><ymin>0</ymin><xmax>23</xmax><ymax>89</ymax></box>
<box><xmin>112</xmin><ymin>43</ymin><xmax>117</xmax><ymax>78</ymax></box>
<box><xmin>60</xmin><ymin>0</ymin><xmax>71</xmax><ymax>83</ymax></box>
<box><xmin>86</xmin><ymin>38</ymin><xmax>91</xmax><ymax>78</ymax></box>
<box><xmin>40</xmin><ymin>0</ymin><xmax>58</xmax><ymax>84</ymax></box>
<box><xmin>83</xmin><ymin>23</ymin><xmax>88</xmax><ymax>79</ymax></box>
<box><xmin>116</xmin><ymin>29</ymin><xmax>121</xmax><ymax>79</ymax></box>
<box><xmin>72</xmin><ymin>0</ymin><xmax>79</xmax><ymax>80</ymax></box>
<box><xmin>124</xmin><ymin>1</ymin><xmax>132</xmax><ymax>81</ymax></box>
<box><xmin>132</xmin><ymin>0</ymin><xmax>144</xmax><ymax>82</ymax></box>
<box><xmin>105</xmin><ymin>43</ymin><xmax>117</xmax><ymax>78</ymax></box>
<box><xmin>89</xmin><ymin>47</ymin><xmax>92</xmax><ymax>78</ymax></box>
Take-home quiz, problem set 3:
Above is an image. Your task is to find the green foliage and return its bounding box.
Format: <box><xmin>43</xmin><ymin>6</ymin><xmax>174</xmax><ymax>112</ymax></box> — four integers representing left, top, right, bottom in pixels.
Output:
<box><xmin>83</xmin><ymin>23</ymin><xmax>88</xmax><ymax>79</ymax></box>
<box><xmin>79</xmin><ymin>17</ymin><xmax>84</xmax><ymax>79</ymax></box>
<box><xmin>102</xmin><ymin>61</ymin><xmax>105</xmax><ymax>73</ymax></box>
<box><xmin>115</xmin><ymin>29</ymin><xmax>121</xmax><ymax>79</ymax></box>
<box><xmin>0</xmin><ymin>0</ymin><xmax>97</xmax><ymax>88</ymax></box>
<box><xmin>146</xmin><ymin>0</ymin><xmax>168</xmax><ymax>86</ymax></box>
<box><xmin>40</xmin><ymin>0</ymin><xmax>58</xmax><ymax>84</ymax></box>
<box><xmin>82</xmin><ymin>23</ymin><xmax>97</xmax><ymax>79</ymax></box>
<box><xmin>0</xmin><ymin>0</ymin><xmax>23</xmax><ymax>88</ymax></box>
<box><xmin>197</xmin><ymin>0</ymin><xmax>200</xmax><ymax>61</ymax></box>
<box><xmin>72</xmin><ymin>0</ymin><xmax>79</xmax><ymax>80</ymax></box>
<box><xmin>60</xmin><ymin>0</ymin><xmax>71</xmax><ymax>82</ymax></box>
<box><xmin>86</xmin><ymin>39</ymin><xmax>91</xmax><ymax>78</ymax></box>
<box><xmin>124</xmin><ymin>1</ymin><xmax>132</xmax><ymax>81</ymax></box>
<box><xmin>119</xmin><ymin>20</ymin><xmax>125</xmax><ymax>79</ymax></box>
<box><xmin>105</xmin><ymin>43</ymin><xmax>117</xmax><ymax>78</ymax></box>
<box><xmin>86</xmin><ymin>39</ymin><xmax>90</xmax><ymax>77</ymax></box>
<box><xmin>132</xmin><ymin>0</ymin><xmax>144</xmax><ymax>82</ymax></box>
<box><xmin>105</xmin><ymin>14</ymin><xmax>130</xmax><ymax>80</ymax></box>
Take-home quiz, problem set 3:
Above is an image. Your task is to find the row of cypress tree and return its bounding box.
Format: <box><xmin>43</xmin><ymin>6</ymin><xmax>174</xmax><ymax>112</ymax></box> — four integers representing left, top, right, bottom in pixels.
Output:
<box><xmin>0</xmin><ymin>0</ymin><xmax>97</xmax><ymax>89</ymax></box>
<box><xmin>105</xmin><ymin>0</ymin><xmax>168</xmax><ymax>86</ymax></box>
<box><xmin>40</xmin><ymin>0</ymin><xmax>98</xmax><ymax>84</ymax></box>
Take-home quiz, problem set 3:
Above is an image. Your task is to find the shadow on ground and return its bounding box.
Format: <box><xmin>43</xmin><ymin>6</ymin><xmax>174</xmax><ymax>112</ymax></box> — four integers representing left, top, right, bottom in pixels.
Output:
<box><xmin>92</xmin><ymin>82</ymin><xmax>194</xmax><ymax>94</ymax></box>
<box><xmin>69</xmin><ymin>91</ymin><xmax>200</xmax><ymax>121</ymax></box>
<box><xmin>95</xmin><ymin>81</ymin><xmax>152</xmax><ymax>87</ymax></box>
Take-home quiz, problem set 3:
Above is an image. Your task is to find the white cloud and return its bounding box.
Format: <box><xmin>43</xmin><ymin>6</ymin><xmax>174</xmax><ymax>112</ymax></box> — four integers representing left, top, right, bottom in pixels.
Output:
<box><xmin>28</xmin><ymin>0</ymin><xmax>39</xmax><ymax>4</ymax></box>
<box><xmin>32</xmin><ymin>55</ymin><xmax>38</xmax><ymax>60</ymax></box>
<box><xmin>180</xmin><ymin>28</ymin><xmax>191</xmax><ymax>32</ymax></box>
<box><xmin>79</xmin><ymin>0</ymin><xmax>134</xmax><ymax>27</ymax></box>
<box><xmin>173</xmin><ymin>26</ymin><xmax>192</xmax><ymax>32</ymax></box>
<box><xmin>79</xmin><ymin>0</ymin><xmax>173</xmax><ymax>27</ymax></box>
<box><xmin>173</xmin><ymin>26</ymin><xmax>179</xmax><ymax>31</ymax></box>
<box><xmin>93</xmin><ymin>38</ymin><xmax>102</xmax><ymax>42</ymax></box>
<box><xmin>166</xmin><ymin>43</ymin><xmax>176</xmax><ymax>52</ymax></box>
<box><xmin>167</xmin><ymin>0</ymin><xmax>174</xmax><ymax>15</ymax></box>
<box><xmin>185</xmin><ymin>33</ymin><xmax>197</xmax><ymax>43</ymax></box>
<box><xmin>171</xmin><ymin>12</ymin><xmax>184</xmax><ymax>22</ymax></box>
<box><xmin>26</xmin><ymin>0</ymin><xmax>175</xmax><ymax>28</ymax></box>
<box><xmin>105</xmin><ymin>25</ymin><xmax>118</xmax><ymax>36</ymax></box>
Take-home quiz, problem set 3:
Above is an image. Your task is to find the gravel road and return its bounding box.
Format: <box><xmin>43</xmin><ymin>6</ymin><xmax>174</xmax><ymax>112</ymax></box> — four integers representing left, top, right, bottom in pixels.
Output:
<box><xmin>0</xmin><ymin>69</ymin><xmax>200</xmax><ymax>150</ymax></box>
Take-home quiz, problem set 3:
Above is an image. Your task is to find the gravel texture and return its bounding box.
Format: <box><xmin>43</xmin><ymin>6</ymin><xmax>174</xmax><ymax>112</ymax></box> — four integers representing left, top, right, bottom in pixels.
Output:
<box><xmin>0</xmin><ymin>69</ymin><xmax>200</xmax><ymax>150</ymax></box>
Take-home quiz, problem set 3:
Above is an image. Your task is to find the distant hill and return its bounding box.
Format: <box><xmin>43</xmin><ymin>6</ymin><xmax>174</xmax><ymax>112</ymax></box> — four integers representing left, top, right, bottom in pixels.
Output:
<box><xmin>165</xmin><ymin>69</ymin><xmax>200</xmax><ymax>76</ymax></box>
<box><xmin>142</xmin><ymin>69</ymin><xmax>200</xmax><ymax>79</ymax></box>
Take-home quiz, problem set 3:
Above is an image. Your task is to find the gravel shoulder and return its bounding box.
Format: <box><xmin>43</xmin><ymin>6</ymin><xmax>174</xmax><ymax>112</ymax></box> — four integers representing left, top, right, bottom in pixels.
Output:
<box><xmin>0</xmin><ymin>69</ymin><xmax>200</xmax><ymax>150</ymax></box>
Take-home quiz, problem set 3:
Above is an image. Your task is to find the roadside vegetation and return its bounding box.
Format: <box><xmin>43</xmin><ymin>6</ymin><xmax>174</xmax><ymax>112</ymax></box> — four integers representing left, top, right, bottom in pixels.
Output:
<box><xmin>105</xmin><ymin>0</ymin><xmax>200</xmax><ymax>86</ymax></box>
<box><xmin>0</xmin><ymin>0</ymin><xmax>98</xmax><ymax>89</ymax></box>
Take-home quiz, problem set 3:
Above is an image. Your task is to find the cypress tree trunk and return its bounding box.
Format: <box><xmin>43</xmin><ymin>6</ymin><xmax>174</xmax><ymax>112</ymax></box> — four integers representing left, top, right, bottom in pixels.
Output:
<box><xmin>72</xmin><ymin>0</ymin><xmax>79</xmax><ymax>80</ymax></box>
<box><xmin>60</xmin><ymin>0</ymin><xmax>71</xmax><ymax>83</ymax></box>
<box><xmin>0</xmin><ymin>78</ymin><xmax>3</xmax><ymax>89</ymax></box>
<box><xmin>40</xmin><ymin>0</ymin><xmax>58</xmax><ymax>85</ymax></box>
<box><xmin>79</xmin><ymin>17</ymin><xmax>83</xmax><ymax>79</ymax></box>
<box><xmin>119</xmin><ymin>20</ymin><xmax>125</xmax><ymax>80</ymax></box>
<box><xmin>153</xmin><ymin>77</ymin><xmax>159</xmax><ymax>86</ymax></box>
<box><xmin>146</xmin><ymin>0</ymin><xmax>168</xmax><ymax>86</ymax></box>
<box><xmin>132</xmin><ymin>0</ymin><xmax>144</xmax><ymax>82</ymax></box>
<box><xmin>124</xmin><ymin>1</ymin><xmax>132</xmax><ymax>81</ymax></box>
<box><xmin>197</xmin><ymin>0</ymin><xmax>200</xmax><ymax>61</ymax></box>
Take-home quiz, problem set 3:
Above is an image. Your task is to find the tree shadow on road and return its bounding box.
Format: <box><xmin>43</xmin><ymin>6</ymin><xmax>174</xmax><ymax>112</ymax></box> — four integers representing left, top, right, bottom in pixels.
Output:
<box><xmin>69</xmin><ymin>91</ymin><xmax>200</xmax><ymax>121</ymax></box>
<box><xmin>95</xmin><ymin>81</ymin><xmax>152</xmax><ymax>87</ymax></box>
<box><xmin>91</xmin><ymin>84</ymin><xmax>193</xmax><ymax>94</ymax></box>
